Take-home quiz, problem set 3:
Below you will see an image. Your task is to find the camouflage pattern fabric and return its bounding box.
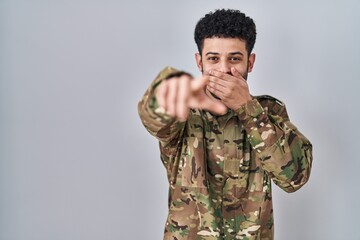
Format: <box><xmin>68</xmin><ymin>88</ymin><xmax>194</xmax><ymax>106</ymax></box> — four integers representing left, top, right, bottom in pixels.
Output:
<box><xmin>138</xmin><ymin>67</ymin><xmax>313</xmax><ymax>240</ymax></box>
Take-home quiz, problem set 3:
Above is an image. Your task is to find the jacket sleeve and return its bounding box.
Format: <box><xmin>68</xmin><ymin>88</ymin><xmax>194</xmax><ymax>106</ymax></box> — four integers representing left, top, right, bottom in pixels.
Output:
<box><xmin>235</xmin><ymin>96</ymin><xmax>313</xmax><ymax>193</ymax></box>
<box><xmin>137</xmin><ymin>66</ymin><xmax>188</xmax><ymax>144</ymax></box>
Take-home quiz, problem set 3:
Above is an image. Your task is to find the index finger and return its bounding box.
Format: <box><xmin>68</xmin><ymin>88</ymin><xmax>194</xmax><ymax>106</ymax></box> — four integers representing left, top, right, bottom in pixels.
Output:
<box><xmin>209</xmin><ymin>70</ymin><xmax>244</xmax><ymax>82</ymax></box>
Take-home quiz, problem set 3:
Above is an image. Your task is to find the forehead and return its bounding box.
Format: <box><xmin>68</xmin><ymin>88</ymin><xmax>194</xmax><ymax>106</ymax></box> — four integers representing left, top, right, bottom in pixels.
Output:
<box><xmin>202</xmin><ymin>37</ymin><xmax>247</xmax><ymax>54</ymax></box>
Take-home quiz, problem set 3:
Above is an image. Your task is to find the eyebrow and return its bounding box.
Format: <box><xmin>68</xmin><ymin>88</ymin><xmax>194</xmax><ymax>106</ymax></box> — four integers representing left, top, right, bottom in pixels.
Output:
<box><xmin>205</xmin><ymin>51</ymin><xmax>244</xmax><ymax>56</ymax></box>
<box><xmin>229</xmin><ymin>51</ymin><xmax>244</xmax><ymax>56</ymax></box>
<box><xmin>205</xmin><ymin>52</ymin><xmax>219</xmax><ymax>56</ymax></box>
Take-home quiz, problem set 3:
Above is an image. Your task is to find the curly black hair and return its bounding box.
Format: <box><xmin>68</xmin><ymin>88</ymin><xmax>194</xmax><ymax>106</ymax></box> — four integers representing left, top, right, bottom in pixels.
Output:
<box><xmin>194</xmin><ymin>9</ymin><xmax>257</xmax><ymax>56</ymax></box>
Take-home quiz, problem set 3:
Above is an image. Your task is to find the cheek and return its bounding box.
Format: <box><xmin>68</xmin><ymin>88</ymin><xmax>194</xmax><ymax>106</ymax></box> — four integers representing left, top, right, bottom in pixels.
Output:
<box><xmin>233</xmin><ymin>66</ymin><xmax>247</xmax><ymax>75</ymax></box>
<box><xmin>202</xmin><ymin>61</ymin><xmax>222</xmax><ymax>73</ymax></box>
<box><xmin>202</xmin><ymin>66</ymin><xmax>215</xmax><ymax>75</ymax></box>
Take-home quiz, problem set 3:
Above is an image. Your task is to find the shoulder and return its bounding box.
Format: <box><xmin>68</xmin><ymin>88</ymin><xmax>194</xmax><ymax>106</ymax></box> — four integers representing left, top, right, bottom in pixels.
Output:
<box><xmin>253</xmin><ymin>94</ymin><xmax>285</xmax><ymax>107</ymax></box>
<box><xmin>252</xmin><ymin>95</ymin><xmax>289</xmax><ymax>119</ymax></box>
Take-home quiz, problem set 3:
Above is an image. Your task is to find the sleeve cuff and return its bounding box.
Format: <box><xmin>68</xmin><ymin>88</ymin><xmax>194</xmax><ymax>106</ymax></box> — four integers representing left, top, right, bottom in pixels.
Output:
<box><xmin>235</xmin><ymin>98</ymin><xmax>284</xmax><ymax>153</ymax></box>
<box><xmin>148</xmin><ymin>66</ymin><xmax>192</xmax><ymax>123</ymax></box>
<box><xmin>149</xmin><ymin>93</ymin><xmax>175</xmax><ymax>123</ymax></box>
<box><xmin>235</xmin><ymin>98</ymin><xmax>264</xmax><ymax>121</ymax></box>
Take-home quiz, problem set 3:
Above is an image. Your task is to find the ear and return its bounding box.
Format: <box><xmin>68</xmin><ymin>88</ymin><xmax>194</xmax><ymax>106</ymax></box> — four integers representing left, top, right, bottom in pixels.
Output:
<box><xmin>195</xmin><ymin>53</ymin><xmax>203</xmax><ymax>72</ymax></box>
<box><xmin>247</xmin><ymin>53</ymin><xmax>256</xmax><ymax>73</ymax></box>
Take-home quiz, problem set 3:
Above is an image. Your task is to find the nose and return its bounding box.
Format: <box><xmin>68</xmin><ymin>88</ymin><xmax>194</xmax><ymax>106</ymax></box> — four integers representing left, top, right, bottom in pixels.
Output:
<box><xmin>218</xmin><ymin>60</ymin><xmax>231</xmax><ymax>73</ymax></box>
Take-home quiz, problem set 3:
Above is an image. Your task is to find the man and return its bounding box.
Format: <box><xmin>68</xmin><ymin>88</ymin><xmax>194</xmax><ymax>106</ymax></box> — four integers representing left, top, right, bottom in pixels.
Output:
<box><xmin>138</xmin><ymin>9</ymin><xmax>313</xmax><ymax>240</ymax></box>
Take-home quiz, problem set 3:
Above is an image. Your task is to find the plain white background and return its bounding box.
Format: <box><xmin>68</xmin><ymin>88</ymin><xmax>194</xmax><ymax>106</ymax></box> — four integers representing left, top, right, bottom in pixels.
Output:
<box><xmin>1</xmin><ymin>0</ymin><xmax>359</xmax><ymax>239</ymax></box>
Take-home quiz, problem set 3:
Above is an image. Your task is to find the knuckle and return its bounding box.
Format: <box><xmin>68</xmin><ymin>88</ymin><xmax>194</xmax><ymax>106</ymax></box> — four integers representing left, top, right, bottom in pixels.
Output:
<box><xmin>180</xmin><ymin>74</ymin><xmax>191</xmax><ymax>81</ymax></box>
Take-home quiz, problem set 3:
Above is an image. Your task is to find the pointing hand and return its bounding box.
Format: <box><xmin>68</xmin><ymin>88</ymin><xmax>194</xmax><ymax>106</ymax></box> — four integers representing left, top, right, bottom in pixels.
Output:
<box><xmin>155</xmin><ymin>74</ymin><xmax>227</xmax><ymax>121</ymax></box>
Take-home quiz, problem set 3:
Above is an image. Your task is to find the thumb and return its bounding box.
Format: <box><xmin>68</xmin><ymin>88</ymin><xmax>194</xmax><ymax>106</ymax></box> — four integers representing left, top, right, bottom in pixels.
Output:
<box><xmin>190</xmin><ymin>75</ymin><xmax>209</xmax><ymax>92</ymax></box>
<box><xmin>189</xmin><ymin>96</ymin><xmax>227</xmax><ymax>115</ymax></box>
<box><xmin>201</xmin><ymin>99</ymin><xmax>228</xmax><ymax>115</ymax></box>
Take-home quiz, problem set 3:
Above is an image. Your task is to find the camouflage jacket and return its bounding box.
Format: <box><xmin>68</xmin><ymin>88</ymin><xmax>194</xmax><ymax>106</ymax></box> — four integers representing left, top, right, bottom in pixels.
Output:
<box><xmin>138</xmin><ymin>67</ymin><xmax>313</xmax><ymax>240</ymax></box>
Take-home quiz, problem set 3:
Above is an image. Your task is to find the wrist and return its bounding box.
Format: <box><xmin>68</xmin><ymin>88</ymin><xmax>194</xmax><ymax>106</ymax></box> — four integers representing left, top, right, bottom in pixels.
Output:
<box><xmin>231</xmin><ymin>95</ymin><xmax>253</xmax><ymax>111</ymax></box>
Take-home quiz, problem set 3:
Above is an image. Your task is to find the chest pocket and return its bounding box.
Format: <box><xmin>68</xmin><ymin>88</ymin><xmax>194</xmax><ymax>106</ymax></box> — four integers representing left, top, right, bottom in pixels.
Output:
<box><xmin>222</xmin><ymin>119</ymin><xmax>265</xmax><ymax>193</ymax></box>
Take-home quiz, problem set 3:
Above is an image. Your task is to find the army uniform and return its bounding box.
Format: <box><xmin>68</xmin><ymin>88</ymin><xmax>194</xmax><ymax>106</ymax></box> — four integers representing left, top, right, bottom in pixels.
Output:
<box><xmin>138</xmin><ymin>67</ymin><xmax>313</xmax><ymax>240</ymax></box>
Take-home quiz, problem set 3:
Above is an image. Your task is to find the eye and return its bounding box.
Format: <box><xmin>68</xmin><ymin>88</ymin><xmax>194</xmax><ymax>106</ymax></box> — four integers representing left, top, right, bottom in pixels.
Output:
<box><xmin>230</xmin><ymin>57</ymin><xmax>242</xmax><ymax>61</ymax></box>
<box><xmin>207</xmin><ymin>56</ymin><xmax>219</xmax><ymax>61</ymax></box>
